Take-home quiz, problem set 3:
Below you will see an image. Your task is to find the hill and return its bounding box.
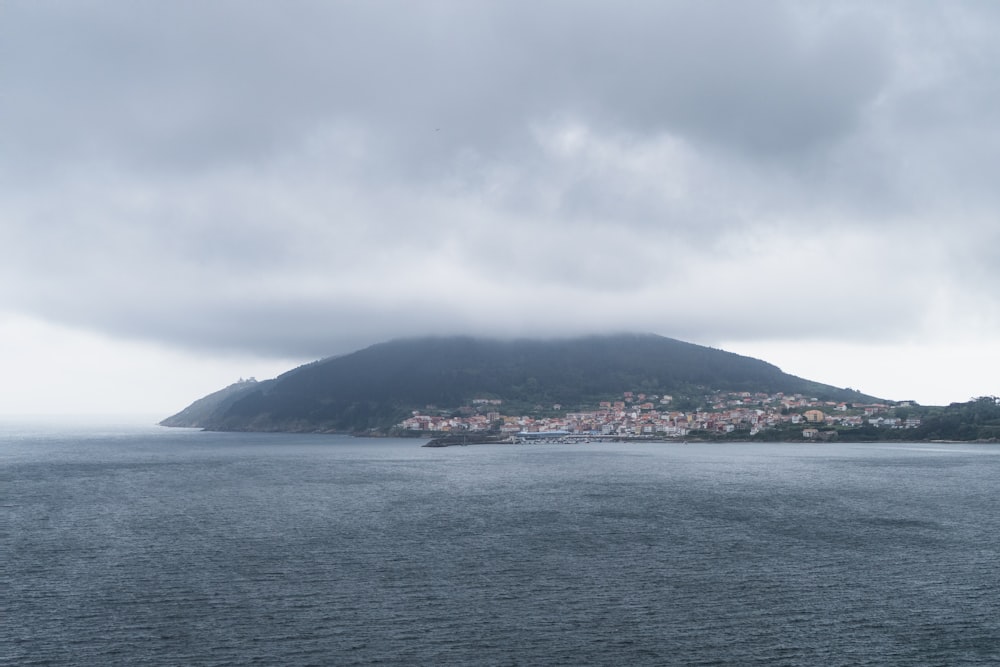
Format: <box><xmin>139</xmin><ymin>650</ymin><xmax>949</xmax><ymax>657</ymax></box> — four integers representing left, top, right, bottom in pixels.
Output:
<box><xmin>161</xmin><ymin>334</ymin><xmax>876</xmax><ymax>433</ymax></box>
<box><xmin>159</xmin><ymin>378</ymin><xmax>262</xmax><ymax>428</ymax></box>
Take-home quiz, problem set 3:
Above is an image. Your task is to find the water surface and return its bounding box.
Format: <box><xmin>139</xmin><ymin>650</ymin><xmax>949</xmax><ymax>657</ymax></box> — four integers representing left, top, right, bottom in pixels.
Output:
<box><xmin>4</xmin><ymin>421</ymin><xmax>999</xmax><ymax>665</ymax></box>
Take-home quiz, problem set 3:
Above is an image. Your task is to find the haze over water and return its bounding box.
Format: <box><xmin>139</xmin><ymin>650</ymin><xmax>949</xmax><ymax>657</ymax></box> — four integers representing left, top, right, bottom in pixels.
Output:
<box><xmin>4</xmin><ymin>422</ymin><xmax>999</xmax><ymax>665</ymax></box>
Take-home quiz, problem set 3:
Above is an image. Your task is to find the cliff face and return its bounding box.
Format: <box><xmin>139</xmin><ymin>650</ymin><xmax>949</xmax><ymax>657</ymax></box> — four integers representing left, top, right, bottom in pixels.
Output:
<box><xmin>161</xmin><ymin>334</ymin><xmax>876</xmax><ymax>433</ymax></box>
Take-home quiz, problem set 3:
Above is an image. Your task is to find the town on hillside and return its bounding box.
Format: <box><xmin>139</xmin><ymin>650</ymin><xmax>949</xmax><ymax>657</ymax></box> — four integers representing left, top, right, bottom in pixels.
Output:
<box><xmin>397</xmin><ymin>391</ymin><xmax>919</xmax><ymax>440</ymax></box>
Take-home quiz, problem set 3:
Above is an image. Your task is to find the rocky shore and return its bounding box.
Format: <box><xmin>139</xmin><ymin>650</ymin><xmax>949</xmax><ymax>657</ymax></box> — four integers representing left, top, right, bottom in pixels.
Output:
<box><xmin>422</xmin><ymin>434</ymin><xmax>514</xmax><ymax>447</ymax></box>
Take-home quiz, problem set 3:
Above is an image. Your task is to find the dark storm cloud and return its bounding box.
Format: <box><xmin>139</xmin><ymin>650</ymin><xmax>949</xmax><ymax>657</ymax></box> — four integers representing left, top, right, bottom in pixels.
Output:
<box><xmin>2</xmin><ymin>1</ymin><xmax>998</xmax><ymax>359</ymax></box>
<box><xmin>3</xmin><ymin>1</ymin><xmax>886</xmax><ymax>171</ymax></box>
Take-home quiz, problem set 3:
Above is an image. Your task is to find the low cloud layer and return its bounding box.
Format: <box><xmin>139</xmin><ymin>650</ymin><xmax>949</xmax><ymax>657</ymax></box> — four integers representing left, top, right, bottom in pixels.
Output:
<box><xmin>3</xmin><ymin>1</ymin><xmax>999</xmax><ymax>362</ymax></box>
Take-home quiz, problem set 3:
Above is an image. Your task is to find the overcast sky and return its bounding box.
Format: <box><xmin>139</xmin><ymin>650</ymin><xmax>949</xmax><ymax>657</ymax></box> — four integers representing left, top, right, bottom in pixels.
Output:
<box><xmin>3</xmin><ymin>1</ymin><xmax>999</xmax><ymax>415</ymax></box>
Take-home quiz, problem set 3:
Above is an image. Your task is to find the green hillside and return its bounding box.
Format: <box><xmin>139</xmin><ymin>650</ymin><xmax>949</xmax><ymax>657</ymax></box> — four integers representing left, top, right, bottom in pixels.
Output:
<box><xmin>159</xmin><ymin>378</ymin><xmax>261</xmax><ymax>428</ymax></box>
<box><xmin>161</xmin><ymin>334</ymin><xmax>876</xmax><ymax>433</ymax></box>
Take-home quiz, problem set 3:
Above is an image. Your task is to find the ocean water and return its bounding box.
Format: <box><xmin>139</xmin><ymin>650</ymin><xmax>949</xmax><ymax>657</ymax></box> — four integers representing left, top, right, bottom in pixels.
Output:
<box><xmin>3</xmin><ymin>420</ymin><xmax>1000</xmax><ymax>666</ymax></box>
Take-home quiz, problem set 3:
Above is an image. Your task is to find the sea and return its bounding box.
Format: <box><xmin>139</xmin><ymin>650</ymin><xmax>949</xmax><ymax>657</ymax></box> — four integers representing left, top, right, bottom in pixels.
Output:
<box><xmin>3</xmin><ymin>418</ymin><xmax>1000</xmax><ymax>666</ymax></box>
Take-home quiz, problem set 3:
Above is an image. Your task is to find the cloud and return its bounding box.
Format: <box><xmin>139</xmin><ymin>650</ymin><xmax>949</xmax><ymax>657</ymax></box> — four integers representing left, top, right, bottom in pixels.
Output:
<box><xmin>3</xmin><ymin>2</ymin><xmax>890</xmax><ymax>171</ymax></box>
<box><xmin>2</xmin><ymin>0</ymin><xmax>999</xmax><ymax>366</ymax></box>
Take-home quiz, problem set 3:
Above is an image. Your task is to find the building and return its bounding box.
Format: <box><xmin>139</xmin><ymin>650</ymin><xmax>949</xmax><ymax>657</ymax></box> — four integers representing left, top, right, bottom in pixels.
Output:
<box><xmin>804</xmin><ymin>409</ymin><xmax>826</xmax><ymax>423</ymax></box>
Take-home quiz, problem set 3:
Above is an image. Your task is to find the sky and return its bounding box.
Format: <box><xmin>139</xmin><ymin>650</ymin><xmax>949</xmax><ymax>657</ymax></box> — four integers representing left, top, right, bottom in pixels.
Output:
<box><xmin>2</xmin><ymin>1</ymin><xmax>999</xmax><ymax>416</ymax></box>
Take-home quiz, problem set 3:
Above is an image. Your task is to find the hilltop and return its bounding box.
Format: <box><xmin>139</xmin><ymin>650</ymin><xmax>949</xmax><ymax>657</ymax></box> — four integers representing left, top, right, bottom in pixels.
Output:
<box><xmin>161</xmin><ymin>334</ymin><xmax>876</xmax><ymax>433</ymax></box>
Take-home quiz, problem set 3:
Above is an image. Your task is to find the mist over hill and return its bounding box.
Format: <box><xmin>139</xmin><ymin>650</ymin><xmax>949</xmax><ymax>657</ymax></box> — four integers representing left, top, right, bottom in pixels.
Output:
<box><xmin>161</xmin><ymin>334</ymin><xmax>875</xmax><ymax>433</ymax></box>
